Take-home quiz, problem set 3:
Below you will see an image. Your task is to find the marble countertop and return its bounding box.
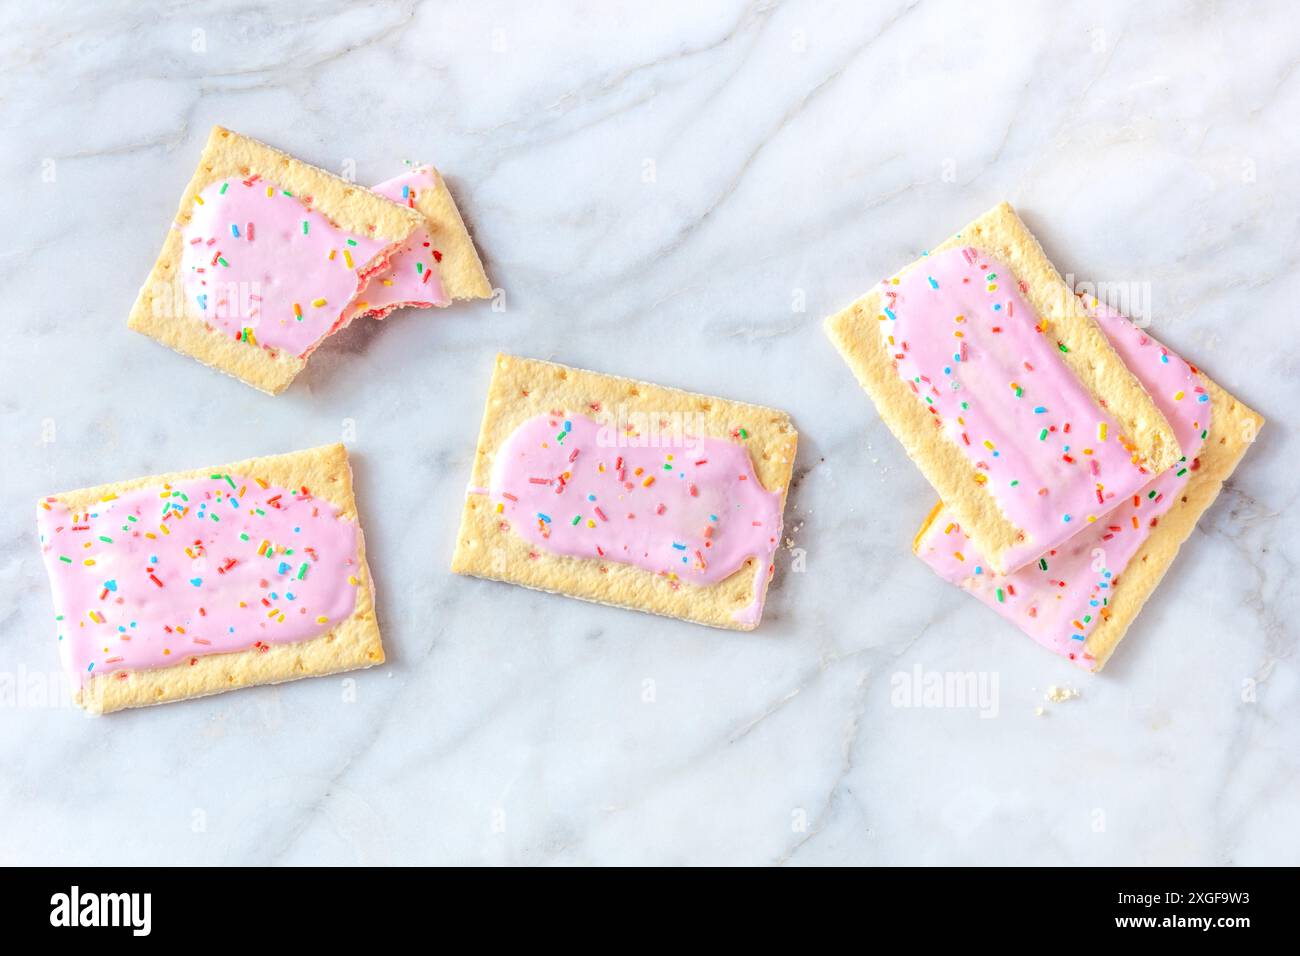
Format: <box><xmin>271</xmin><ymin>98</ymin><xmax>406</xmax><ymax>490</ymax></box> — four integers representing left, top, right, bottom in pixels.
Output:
<box><xmin>2</xmin><ymin>0</ymin><xmax>1296</xmax><ymax>866</ymax></box>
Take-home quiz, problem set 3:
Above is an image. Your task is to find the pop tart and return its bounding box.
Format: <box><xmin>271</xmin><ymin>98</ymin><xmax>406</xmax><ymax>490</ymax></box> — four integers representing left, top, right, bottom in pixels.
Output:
<box><xmin>451</xmin><ymin>354</ymin><xmax>798</xmax><ymax>629</ymax></box>
<box><xmin>35</xmin><ymin>444</ymin><xmax>382</xmax><ymax>713</ymax></box>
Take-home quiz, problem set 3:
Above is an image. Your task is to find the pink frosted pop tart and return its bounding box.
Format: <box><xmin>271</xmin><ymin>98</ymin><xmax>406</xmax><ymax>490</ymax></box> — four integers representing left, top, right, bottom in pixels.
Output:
<box><xmin>825</xmin><ymin>202</ymin><xmax>1183</xmax><ymax>574</ymax></box>
<box><xmin>128</xmin><ymin>126</ymin><xmax>423</xmax><ymax>394</ymax></box>
<box><xmin>35</xmin><ymin>444</ymin><xmax>383</xmax><ymax>714</ymax></box>
<box><xmin>915</xmin><ymin>298</ymin><xmax>1263</xmax><ymax>672</ymax></box>
<box><xmin>344</xmin><ymin>165</ymin><xmax>491</xmax><ymax>322</ymax></box>
<box><xmin>451</xmin><ymin>354</ymin><xmax>798</xmax><ymax>629</ymax></box>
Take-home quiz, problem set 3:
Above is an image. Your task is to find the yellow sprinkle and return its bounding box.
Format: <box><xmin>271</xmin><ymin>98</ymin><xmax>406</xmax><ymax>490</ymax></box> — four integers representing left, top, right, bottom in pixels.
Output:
<box><xmin>267</xmin><ymin>608</ymin><xmax>278</xmax><ymax>618</ymax></box>
<box><xmin>343</xmin><ymin>249</ymin><xmax>354</xmax><ymax>268</ymax></box>
<box><xmin>587</xmin><ymin>519</ymin><xmax>596</xmax><ymax>528</ymax></box>
<box><xmin>83</xmin><ymin>558</ymin><xmax>96</xmax><ymax>566</ymax></box>
<box><xmin>348</xmin><ymin>575</ymin><xmax>359</xmax><ymax>586</ymax></box>
<box><xmin>1174</xmin><ymin>390</ymin><xmax>1185</xmax><ymax>400</ymax></box>
<box><xmin>312</xmin><ymin>298</ymin><xmax>327</xmax><ymax>307</ymax></box>
<box><xmin>159</xmin><ymin>523</ymin><xmax>170</xmax><ymax>536</ymax></box>
<box><xmin>495</xmin><ymin>502</ymin><xmax>504</xmax><ymax>513</ymax></box>
<box><xmin>973</xmin><ymin>473</ymin><xmax>987</xmax><ymax>484</ymax></box>
<box><xmin>943</xmin><ymin>522</ymin><xmax>956</xmax><ymax>534</ymax></box>
<box><xmin>193</xmin><ymin>195</ymin><xmax>205</xmax><ymax>205</ymax></box>
<box><xmin>983</xmin><ymin>440</ymin><xmax>995</xmax><ymax>450</ymax></box>
<box><xmin>381</xmin><ymin>279</ymin><xmax>394</xmax><ymax>286</ymax></box>
<box><xmin>328</xmin><ymin>249</ymin><xmax>337</xmax><ymax>261</ymax></box>
<box><xmin>642</xmin><ymin>476</ymin><xmax>655</xmax><ymax>487</ymax></box>
<box><xmin>954</xmin><ymin>551</ymin><xmax>965</xmax><ymax>562</ymax></box>
<box><xmin>266</xmin><ymin>186</ymin><xmax>273</xmax><ymax>197</ymax></box>
<box><xmin>1097</xmin><ymin>422</ymin><xmax>1108</xmax><ymax>441</ymax></box>
<box><xmin>1086</xmin><ymin>515</ymin><xmax>1097</xmax><ymax>523</ymax></box>
<box><xmin>954</xmin><ymin>314</ymin><xmax>965</xmax><ymax>323</ymax></box>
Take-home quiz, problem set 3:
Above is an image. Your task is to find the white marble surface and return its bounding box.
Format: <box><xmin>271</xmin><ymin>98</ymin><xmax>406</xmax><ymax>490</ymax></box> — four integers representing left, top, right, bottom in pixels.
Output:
<box><xmin>1</xmin><ymin>0</ymin><xmax>1296</xmax><ymax>866</ymax></box>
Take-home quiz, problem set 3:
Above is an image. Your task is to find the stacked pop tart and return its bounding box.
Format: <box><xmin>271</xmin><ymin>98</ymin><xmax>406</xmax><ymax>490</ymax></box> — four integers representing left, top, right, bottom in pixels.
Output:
<box><xmin>826</xmin><ymin>203</ymin><xmax>1263</xmax><ymax>671</ymax></box>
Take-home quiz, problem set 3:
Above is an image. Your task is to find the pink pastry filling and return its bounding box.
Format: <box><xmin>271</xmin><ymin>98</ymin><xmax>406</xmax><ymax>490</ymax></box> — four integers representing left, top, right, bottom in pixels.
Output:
<box><xmin>485</xmin><ymin>413</ymin><xmax>784</xmax><ymax>624</ymax></box>
<box><xmin>342</xmin><ymin>167</ymin><xmax>451</xmax><ymax>321</ymax></box>
<box><xmin>915</xmin><ymin>299</ymin><xmax>1210</xmax><ymax>669</ymax></box>
<box><xmin>37</xmin><ymin>474</ymin><xmax>360</xmax><ymax>686</ymax></box>
<box><xmin>882</xmin><ymin>246</ymin><xmax>1157</xmax><ymax>571</ymax></box>
<box><xmin>180</xmin><ymin>176</ymin><xmax>394</xmax><ymax>356</ymax></box>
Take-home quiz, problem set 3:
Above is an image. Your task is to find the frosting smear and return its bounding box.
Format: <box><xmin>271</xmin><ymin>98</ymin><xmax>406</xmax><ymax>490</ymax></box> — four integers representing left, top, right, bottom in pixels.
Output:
<box><xmin>487</xmin><ymin>414</ymin><xmax>784</xmax><ymax>622</ymax></box>
<box><xmin>181</xmin><ymin>177</ymin><xmax>393</xmax><ymax>356</ymax></box>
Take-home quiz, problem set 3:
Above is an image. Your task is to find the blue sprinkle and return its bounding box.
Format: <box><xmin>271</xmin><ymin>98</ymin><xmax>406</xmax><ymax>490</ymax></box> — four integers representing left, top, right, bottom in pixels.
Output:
<box><xmin>189</xmin><ymin>577</ymin><xmax>202</xmax><ymax>586</ymax></box>
<box><xmin>884</xmin><ymin>307</ymin><xmax>896</xmax><ymax>321</ymax></box>
<box><xmin>1063</xmin><ymin>515</ymin><xmax>1072</xmax><ymax>523</ymax></box>
<box><xmin>927</xmin><ymin>276</ymin><xmax>938</xmax><ymax>289</ymax></box>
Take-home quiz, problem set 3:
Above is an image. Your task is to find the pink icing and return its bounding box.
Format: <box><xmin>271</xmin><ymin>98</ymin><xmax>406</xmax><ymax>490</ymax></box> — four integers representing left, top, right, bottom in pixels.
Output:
<box><xmin>916</xmin><ymin>298</ymin><xmax>1210</xmax><ymax>669</ymax></box>
<box><xmin>180</xmin><ymin>177</ymin><xmax>394</xmax><ymax>356</ymax></box>
<box><xmin>881</xmin><ymin>246</ymin><xmax>1156</xmax><ymax>571</ymax></box>
<box><xmin>483</xmin><ymin>414</ymin><xmax>785</xmax><ymax>624</ymax></box>
<box><xmin>342</xmin><ymin>167</ymin><xmax>451</xmax><ymax>321</ymax></box>
<box><xmin>36</xmin><ymin>474</ymin><xmax>361</xmax><ymax>687</ymax></box>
